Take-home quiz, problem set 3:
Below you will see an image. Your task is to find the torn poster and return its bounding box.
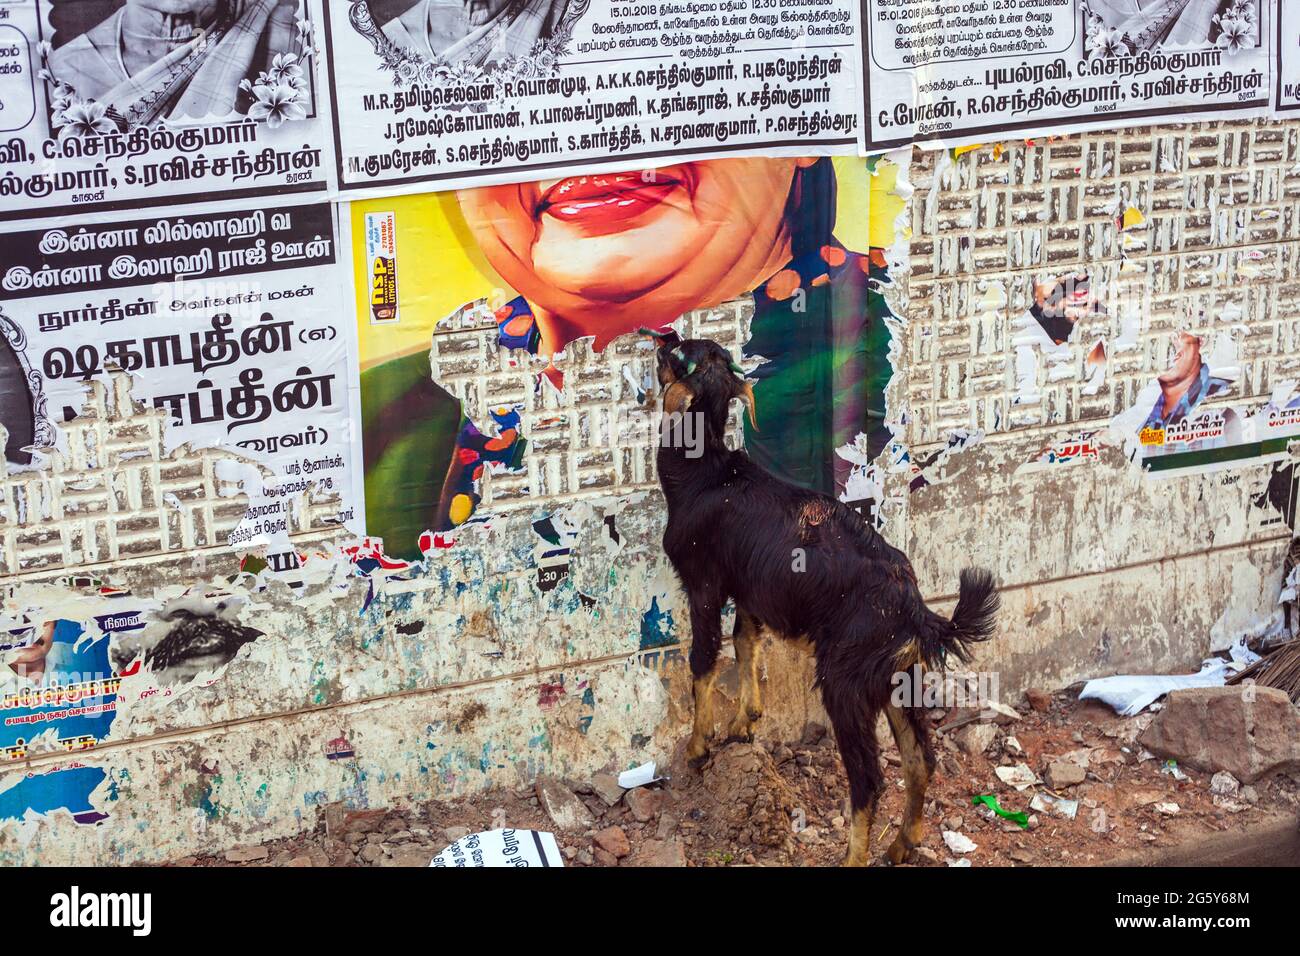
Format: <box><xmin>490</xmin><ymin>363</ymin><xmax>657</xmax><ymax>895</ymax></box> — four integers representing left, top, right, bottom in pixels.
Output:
<box><xmin>430</xmin><ymin>828</ymin><xmax>563</xmax><ymax>867</ymax></box>
<box><xmin>0</xmin><ymin>202</ymin><xmax>364</xmax><ymax>549</ymax></box>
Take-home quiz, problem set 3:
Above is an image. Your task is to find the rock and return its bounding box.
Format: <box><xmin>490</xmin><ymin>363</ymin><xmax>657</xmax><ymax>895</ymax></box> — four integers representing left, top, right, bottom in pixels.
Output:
<box><xmin>794</xmin><ymin>827</ymin><xmax>820</xmax><ymax>845</ymax></box>
<box><xmin>624</xmin><ymin>787</ymin><xmax>668</xmax><ymax>823</ymax></box>
<box><xmin>954</xmin><ymin>722</ymin><xmax>998</xmax><ymax>757</ymax></box>
<box><xmin>1138</xmin><ymin>686</ymin><xmax>1300</xmax><ymax>783</ymax></box>
<box><xmin>1129</xmin><ymin>789</ymin><xmax>1165</xmax><ymax>807</ymax></box>
<box><xmin>442</xmin><ymin>826</ymin><xmax>470</xmax><ymax>844</ymax></box>
<box><xmin>994</xmin><ymin>763</ymin><xmax>1039</xmax><ymax>790</ymax></box>
<box><xmin>224</xmin><ymin>845</ymin><xmax>269</xmax><ymax>864</ymax></box>
<box><xmin>1025</xmin><ymin>688</ymin><xmax>1052</xmax><ymax>712</ymax></box>
<box><xmin>801</xmin><ymin>722</ymin><xmax>828</xmax><ymax>745</ymax></box>
<box><xmin>980</xmin><ymin>701</ymin><xmax>1023</xmax><ymax>725</ymax></box>
<box><xmin>592</xmin><ymin>846</ymin><xmax>619</xmax><ymax>866</ymax></box>
<box><xmin>1004</xmin><ymin>735</ymin><xmax>1024</xmax><ymax>756</ymax></box>
<box><xmin>1241</xmin><ymin>785</ymin><xmax>1259</xmax><ymax>804</ymax></box>
<box><xmin>380</xmin><ymin>846</ymin><xmax>435</xmax><ymax>866</ymax></box>
<box><xmin>699</xmin><ymin>743</ymin><xmax>798</xmax><ymax>851</ymax></box>
<box><xmin>590</xmin><ymin>772</ymin><xmax>625</xmax><ymax>807</ymax></box>
<box><xmin>942</xmin><ymin>830</ymin><xmax>977</xmax><ymax>854</ymax></box>
<box><xmin>1153</xmin><ymin>802</ymin><xmax>1180</xmax><ymax>816</ymax></box>
<box><xmin>563</xmin><ymin>846</ymin><xmax>578</xmax><ymax>860</ymax></box>
<box><xmin>1210</xmin><ymin>771</ymin><xmax>1240</xmax><ymax>798</ymax></box>
<box><xmin>1008</xmin><ymin>847</ymin><xmax>1034</xmax><ymax>863</ymax></box>
<box><xmin>912</xmin><ymin>846</ymin><xmax>940</xmax><ymax>864</ymax></box>
<box><xmin>535</xmin><ymin>775</ymin><xmax>596</xmax><ymax>831</ymax></box>
<box><xmin>576</xmin><ymin>848</ymin><xmax>594</xmax><ymax>866</ymax></box>
<box><xmin>627</xmin><ymin>838</ymin><xmax>688</xmax><ymax>867</ymax></box>
<box><xmin>322</xmin><ymin>802</ymin><xmax>347</xmax><ymax>837</ymax></box>
<box><xmin>592</xmin><ymin>825</ymin><xmax>631</xmax><ymax>858</ymax></box>
<box><xmin>343</xmin><ymin>808</ymin><xmax>386</xmax><ymax>834</ymax></box>
<box><xmin>1045</xmin><ymin>760</ymin><xmax>1087</xmax><ymax>789</ymax></box>
<box><xmin>656</xmin><ymin>814</ymin><xmax>678</xmax><ymax>839</ymax></box>
<box><xmin>358</xmin><ymin>844</ymin><xmax>383</xmax><ymax>864</ymax></box>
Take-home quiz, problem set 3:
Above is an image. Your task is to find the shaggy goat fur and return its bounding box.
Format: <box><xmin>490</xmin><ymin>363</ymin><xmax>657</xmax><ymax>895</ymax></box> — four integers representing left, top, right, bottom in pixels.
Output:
<box><xmin>651</xmin><ymin>335</ymin><xmax>1000</xmax><ymax>866</ymax></box>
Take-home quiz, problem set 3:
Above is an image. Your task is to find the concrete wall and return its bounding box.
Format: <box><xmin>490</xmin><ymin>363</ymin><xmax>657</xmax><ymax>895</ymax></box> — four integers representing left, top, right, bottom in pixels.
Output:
<box><xmin>2</xmin><ymin>119</ymin><xmax>1295</xmax><ymax>864</ymax></box>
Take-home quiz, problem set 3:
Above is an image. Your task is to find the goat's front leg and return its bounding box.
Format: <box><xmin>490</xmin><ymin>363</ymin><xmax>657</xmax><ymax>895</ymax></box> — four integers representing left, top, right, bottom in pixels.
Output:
<box><xmin>725</xmin><ymin>608</ymin><xmax>764</xmax><ymax>743</ymax></box>
<box><xmin>685</xmin><ymin>588</ymin><xmax>724</xmax><ymax>768</ymax></box>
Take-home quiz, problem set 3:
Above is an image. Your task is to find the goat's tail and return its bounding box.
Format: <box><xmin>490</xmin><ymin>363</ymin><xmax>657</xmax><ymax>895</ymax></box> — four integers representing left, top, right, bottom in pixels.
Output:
<box><xmin>916</xmin><ymin>568</ymin><xmax>1000</xmax><ymax>668</ymax></box>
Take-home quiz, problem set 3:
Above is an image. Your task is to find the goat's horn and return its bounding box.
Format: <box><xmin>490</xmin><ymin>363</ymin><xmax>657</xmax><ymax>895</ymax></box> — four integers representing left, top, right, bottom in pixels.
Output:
<box><xmin>638</xmin><ymin>326</ymin><xmax>662</xmax><ymax>338</ymax></box>
<box><xmin>729</xmin><ymin>360</ymin><xmax>745</xmax><ymax>376</ymax></box>
<box><xmin>739</xmin><ymin>381</ymin><xmax>758</xmax><ymax>431</ymax></box>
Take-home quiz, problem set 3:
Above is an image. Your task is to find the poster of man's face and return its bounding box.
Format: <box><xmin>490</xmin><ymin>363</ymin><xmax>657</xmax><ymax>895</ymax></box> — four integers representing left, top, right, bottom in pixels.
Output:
<box><xmin>43</xmin><ymin>0</ymin><xmax>317</xmax><ymax>131</ymax></box>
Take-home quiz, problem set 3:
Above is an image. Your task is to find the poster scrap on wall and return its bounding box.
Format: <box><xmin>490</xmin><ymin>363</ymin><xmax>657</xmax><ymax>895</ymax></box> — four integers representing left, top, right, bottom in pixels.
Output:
<box><xmin>322</xmin><ymin>0</ymin><xmax>865</xmax><ymax>196</ymax></box>
<box><xmin>0</xmin><ymin>0</ymin><xmax>333</xmax><ymax>223</ymax></box>
<box><xmin>1113</xmin><ymin>330</ymin><xmax>1300</xmax><ymax>478</ymax></box>
<box><xmin>0</xmin><ymin>201</ymin><xmax>364</xmax><ymax>549</ymax></box>
<box><xmin>863</xmin><ymin>0</ymin><xmax>1274</xmax><ymax>152</ymax></box>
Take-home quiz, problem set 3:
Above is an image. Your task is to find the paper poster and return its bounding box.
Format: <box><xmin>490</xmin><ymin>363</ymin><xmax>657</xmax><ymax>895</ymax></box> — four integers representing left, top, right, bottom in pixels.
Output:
<box><xmin>1112</xmin><ymin>330</ymin><xmax>1300</xmax><ymax>476</ymax></box>
<box><xmin>349</xmin><ymin>156</ymin><xmax>899</xmax><ymax>558</ymax></box>
<box><xmin>863</xmin><ymin>0</ymin><xmax>1273</xmax><ymax>152</ymax></box>
<box><xmin>430</xmin><ymin>827</ymin><xmax>564</xmax><ymax>867</ymax></box>
<box><xmin>0</xmin><ymin>0</ymin><xmax>333</xmax><ymax>223</ymax></box>
<box><xmin>0</xmin><ymin>201</ymin><xmax>363</xmax><ymax>548</ymax></box>
<box><xmin>323</xmin><ymin>0</ymin><xmax>864</xmax><ymax>196</ymax></box>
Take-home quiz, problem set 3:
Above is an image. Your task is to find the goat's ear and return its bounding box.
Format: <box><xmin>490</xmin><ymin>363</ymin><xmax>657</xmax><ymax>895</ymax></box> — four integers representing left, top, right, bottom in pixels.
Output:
<box><xmin>663</xmin><ymin>380</ymin><xmax>693</xmax><ymax>415</ymax></box>
<box><xmin>737</xmin><ymin>381</ymin><xmax>758</xmax><ymax>430</ymax></box>
<box><xmin>656</xmin><ymin>355</ymin><xmax>677</xmax><ymax>388</ymax></box>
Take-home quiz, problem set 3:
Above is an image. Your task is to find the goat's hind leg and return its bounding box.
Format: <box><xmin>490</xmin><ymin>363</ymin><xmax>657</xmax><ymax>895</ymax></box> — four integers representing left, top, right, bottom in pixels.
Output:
<box><xmin>685</xmin><ymin>589</ymin><xmax>724</xmax><ymax>768</ymax></box>
<box><xmin>724</xmin><ymin>608</ymin><xmax>764</xmax><ymax>743</ymax></box>
<box><xmin>818</xmin><ymin>656</ymin><xmax>883</xmax><ymax>867</ymax></box>
<box><xmin>884</xmin><ymin>701</ymin><xmax>936</xmax><ymax>864</ymax></box>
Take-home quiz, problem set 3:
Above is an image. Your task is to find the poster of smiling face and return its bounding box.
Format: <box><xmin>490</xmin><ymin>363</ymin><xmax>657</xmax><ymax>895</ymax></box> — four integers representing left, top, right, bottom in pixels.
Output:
<box><xmin>0</xmin><ymin>0</ymin><xmax>335</xmax><ymax>224</ymax></box>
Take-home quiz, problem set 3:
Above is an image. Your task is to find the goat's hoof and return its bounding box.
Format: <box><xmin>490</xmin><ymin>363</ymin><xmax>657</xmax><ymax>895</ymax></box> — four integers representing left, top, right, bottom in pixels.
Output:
<box><xmin>687</xmin><ymin>751</ymin><xmax>711</xmax><ymax>771</ymax></box>
<box><xmin>885</xmin><ymin>838</ymin><xmax>913</xmax><ymax>865</ymax></box>
<box><xmin>746</xmin><ymin>708</ymin><xmax>763</xmax><ymax>722</ymax></box>
<box><xmin>723</xmin><ymin>732</ymin><xmax>754</xmax><ymax>745</ymax></box>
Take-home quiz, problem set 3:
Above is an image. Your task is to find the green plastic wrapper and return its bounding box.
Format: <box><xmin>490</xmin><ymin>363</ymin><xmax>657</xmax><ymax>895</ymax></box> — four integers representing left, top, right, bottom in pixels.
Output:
<box><xmin>971</xmin><ymin>794</ymin><xmax>1029</xmax><ymax>829</ymax></box>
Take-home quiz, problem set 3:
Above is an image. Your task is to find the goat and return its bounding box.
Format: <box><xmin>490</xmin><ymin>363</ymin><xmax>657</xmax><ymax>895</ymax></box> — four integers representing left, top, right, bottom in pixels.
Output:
<box><xmin>650</xmin><ymin>334</ymin><xmax>999</xmax><ymax>866</ymax></box>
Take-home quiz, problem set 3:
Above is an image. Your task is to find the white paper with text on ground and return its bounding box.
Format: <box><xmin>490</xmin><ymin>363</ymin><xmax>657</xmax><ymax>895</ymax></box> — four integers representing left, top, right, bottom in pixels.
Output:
<box><xmin>430</xmin><ymin>828</ymin><xmax>565</xmax><ymax>867</ymax></box>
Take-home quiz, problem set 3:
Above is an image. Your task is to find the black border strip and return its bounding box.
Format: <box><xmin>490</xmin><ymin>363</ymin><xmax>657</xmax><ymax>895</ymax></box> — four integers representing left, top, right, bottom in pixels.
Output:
<box><xmin>1275</xmin><ymin>3</ymin><xmax>1298</xmax><ymax>113</ymax></box>
<box><xmin>530</xmin><ymin>830</ymin><xmax>550</xmax><ymax>867</ymax></box>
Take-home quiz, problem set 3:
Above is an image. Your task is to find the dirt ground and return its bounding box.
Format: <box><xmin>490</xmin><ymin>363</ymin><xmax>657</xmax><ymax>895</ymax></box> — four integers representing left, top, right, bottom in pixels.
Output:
<box><xmin>173</xmin><ymin>689</ymin><xmax>1300</xmax><ymax>867</ymax></box>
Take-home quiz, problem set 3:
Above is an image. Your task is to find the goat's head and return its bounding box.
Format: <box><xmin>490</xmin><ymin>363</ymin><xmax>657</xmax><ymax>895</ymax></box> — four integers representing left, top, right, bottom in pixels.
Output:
<box><xmin>640</xmin><ymin>330</ymin><xmax>756</xmax><ymax>431</ymax></box>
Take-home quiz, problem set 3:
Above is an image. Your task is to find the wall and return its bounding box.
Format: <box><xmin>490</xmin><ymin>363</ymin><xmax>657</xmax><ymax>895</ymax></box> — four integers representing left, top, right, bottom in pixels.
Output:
<box><xmin>2</xmin><ymin>121</ymin><xmax>1296</xmax><ymax>865</ymax></box>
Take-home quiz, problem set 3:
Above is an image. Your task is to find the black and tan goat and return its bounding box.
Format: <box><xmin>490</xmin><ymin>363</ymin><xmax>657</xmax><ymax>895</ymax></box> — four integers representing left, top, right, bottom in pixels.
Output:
<box><xmin>651</xmin><ymin>335</ymin><xmax>999</xmax><ymax>866</ymax></box>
